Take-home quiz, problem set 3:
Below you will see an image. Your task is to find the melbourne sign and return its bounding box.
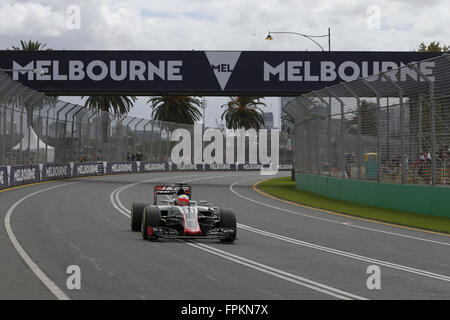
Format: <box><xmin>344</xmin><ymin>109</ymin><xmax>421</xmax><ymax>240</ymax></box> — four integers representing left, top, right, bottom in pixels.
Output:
<box><xmin>73</xmin><ymin>162</ymin><xmax>99</xmax><ymax>177</ymax></box>
<box><xmin>0</xmin><ymin>50</ymin><xmax>442</xmax><ymax>95</ymax></box>
<box><xmin>106</xmin><ymin>161</ymin><xmax>137</xmax><ymax>174</ymax></box>
<box><xmin>10</xmin><ymin>165</ymin><xmax>40</xmax><ymax>187</ymax></box>
<box><xmin>0</xmin><ymin>166</ymin><xmax>7</xmax><ymax>189</ymax></box>
<box><xmin>43</xmin><ymin>163</ymin><xmax>70</xmax><ymax>181</ymax></box>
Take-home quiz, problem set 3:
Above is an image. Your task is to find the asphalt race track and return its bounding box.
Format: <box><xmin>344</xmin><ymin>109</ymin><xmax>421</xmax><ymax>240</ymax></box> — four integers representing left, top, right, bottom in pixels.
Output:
<box><xmin>0</xmin><ymin>171</ymin><xmax>449</xmax><ymax>300</ymax></box>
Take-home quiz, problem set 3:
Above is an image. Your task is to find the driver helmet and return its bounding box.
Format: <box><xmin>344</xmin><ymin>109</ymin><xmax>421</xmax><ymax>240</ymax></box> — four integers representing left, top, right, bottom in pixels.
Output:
<box><xmin>176</xmin><ymin>194</ymin><xmax>190</xmax><ymax>206</ymax></box>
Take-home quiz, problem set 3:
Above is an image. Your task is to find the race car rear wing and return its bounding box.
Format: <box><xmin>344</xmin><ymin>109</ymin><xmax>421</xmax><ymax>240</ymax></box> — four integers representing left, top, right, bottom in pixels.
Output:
<box><xmin>153</xmin><ymin>183</ymin><xmax>192</xmax><ymax>204</ymax></box>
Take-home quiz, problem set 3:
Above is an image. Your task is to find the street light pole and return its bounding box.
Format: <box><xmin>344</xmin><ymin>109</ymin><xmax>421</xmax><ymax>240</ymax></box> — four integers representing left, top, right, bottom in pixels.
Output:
<box><xmin>266</xmin><ymin>27</ymin><xmax>331</xmax><ymax>51</ymax></box>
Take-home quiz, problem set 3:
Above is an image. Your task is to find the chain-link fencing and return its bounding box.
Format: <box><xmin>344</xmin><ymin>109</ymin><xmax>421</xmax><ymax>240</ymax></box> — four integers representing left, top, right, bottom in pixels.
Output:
<box><xmin>284</xmin><ymin>53</ymin><xmax>450</xmax><ymax>185</ymax></box>
<box><xmin>0</xmin><ymin>70</ymin><xmax>292</xmax><ymax>167</ymax></box>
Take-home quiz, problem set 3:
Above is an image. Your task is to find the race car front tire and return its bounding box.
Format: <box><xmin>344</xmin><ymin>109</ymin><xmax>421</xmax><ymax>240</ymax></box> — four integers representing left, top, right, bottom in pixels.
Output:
<box><xmin>141</xmin><ymin>206</ymin><xmax>161</xmax><ymax>240</ymax></box>
<box><xmin>131</xmin><ymin>202</ymin><xmax>148</xmax><ymax>231</ymax></box>
<box><xmin>219</xmin><ymin>208</ymin><xmax>237</xmax><ymax>243</ymax></box>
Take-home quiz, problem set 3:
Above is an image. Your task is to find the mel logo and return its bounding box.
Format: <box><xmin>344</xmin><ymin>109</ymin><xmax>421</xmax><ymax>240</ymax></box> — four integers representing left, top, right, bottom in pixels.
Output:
<box><xmin>205</xmin><ymin>51</ymin><xmax>241</xmax><ymax>90</ymax></box>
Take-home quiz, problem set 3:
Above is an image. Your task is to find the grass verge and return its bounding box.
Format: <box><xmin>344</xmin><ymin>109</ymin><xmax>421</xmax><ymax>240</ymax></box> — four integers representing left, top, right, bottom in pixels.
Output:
<box><xmin>257</xmin><ymin>176</ymin><xmax>450</xmax><ymax>235</ymax></box>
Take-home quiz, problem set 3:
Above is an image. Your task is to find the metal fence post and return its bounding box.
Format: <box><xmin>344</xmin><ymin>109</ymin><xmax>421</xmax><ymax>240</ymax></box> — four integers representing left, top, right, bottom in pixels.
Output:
<box><xmin>134</xmin><ymin>118</ymin><xmax>144</xmax><ymax>158</ymax></box>
<box><xmin>45</xmin><ymin>103</ymin><xmax>56</xmax><ymax>163</ymax></box>
<box><xmin>19</xmin><ymin>107</ymin><xmax>24</xmax><ymax>163</ymax></box>
<box><xmin>381</xmin><ymin>72</ymin><xmax>406</xmax><ymax>184</ymax></box>
<box><xmin>342</xmin><ymin>83</ymin><xmax>361</xmax><ymax>180</ymax></box>
<box><xmin>77</xmin><ymin>109</ymin><xmax>90</xmax><ymax>161</ymax></box>
<box><xmin>419</xmin><ymin>93</ymin><xmax>423</xmax><ymax>154</ymax></box>
<box><xmin>297</xmin><ymin>97</ymin><xmax>314</xmax><ymax>173</ymax></box>
<box><xmin>142</xmin><ymin>120</ymin><xmax>152</xmax><ymax>161</ymax></box>
<box><xmin>70</xmin><ymin>107</ymin><xmax>84</xmax><ymax>162</ymax></box>
<box><xmin>409</xmin><ymin>63</ymin><xmax>436</xmax><ymax>185</ymax></box>
<box><xmin>62</xmin><ymin>104</ymin><xmax>78</xmax><ymax>162</ymax></box>
<box><xmin>361</xmin><ymin>79</ymin><xmax>381</xmax><ymax>182</ymax></box>
<box><xmin>9</xmin><ymin>103</ymin><xmax>15</xmax><ymax>164</ymax></box>
<box><xmin>86</xmin><ymin>111</ymin><xmax>97</xmax><ymax>161</ymax></box>
<box><xmin>326</xmin><ymin>88</ymin><xmax>346</xmax><ymax>178</ymax></box>
<box><xmin>312</xmin><ymin>91</ymin><xmax>331</xmax><ymax>176</ymax></box>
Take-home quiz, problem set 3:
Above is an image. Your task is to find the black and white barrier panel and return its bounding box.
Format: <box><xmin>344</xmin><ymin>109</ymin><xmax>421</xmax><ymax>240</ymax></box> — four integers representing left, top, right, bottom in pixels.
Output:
<box><xmin>42</xmin><ymin>163</ymin><xmax>71</xmax><ymax>181</ymax></box>
<box><xmin>0</xmin><ymin>166</ymin><xmax>8</xmax><ymax>190</ymax></box>
<box><xmin>204</xmin><ymin>164</ymin><xmax>237</xmax><ymax>171</ymax></box>
<box><xmin>0</xmin><ymin>161</ymin><xmax>294</xmax><ymax>190</ymax></box>
<box><xmin>10</xmin><ymin>165</ymin><xmax>40</xmax><ymax>187</ymax></box>
<box><xmin>236</xmin><ymin>163</ymin><xmax>293</xmax><ymax>171</ymax></box>
<box><xmin>72</xmin><ymin>162</ymin><xmax>101</xmax><ymax>177</ymax></box>
<box><xmin>106</xmin><ymin>162</ymin><xmax>137</xmax><ymax>175</ymax></box>
<box><xmin>171</xmin><ymin>164</ymin><xmax>203</xmax><ymax>171</ymax></box>
<box><xmin>139</xmin><ymin>162</ymin><xmax>168</xmax><ymax>172</ymax></box>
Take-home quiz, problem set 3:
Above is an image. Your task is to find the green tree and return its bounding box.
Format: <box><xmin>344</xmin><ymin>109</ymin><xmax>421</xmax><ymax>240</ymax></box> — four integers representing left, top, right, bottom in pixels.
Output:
<box><xmin>148</xmin><ymin>96</ymin><xmax>202</xmax><ymax>125</ymax></box>
<box><xmin>83</xmin><ymin>95</ymin><xmax>137</xmax><ymax>142</ymax></box>
<box><xmin>221</xmin><ymin>96</ymin><xmax>266</xmax><ymax>130</ymax></box>
<box><xmin>10</xmin><ymin>40</ymin><xmax>51</xmax><ymax>51</ymax></box>
<box><xmin>8</xmin><ymin>40</ymin><xmax>54</xmax><ymax>138</ymax></box>
<box><xmin>412</xmin><ymin>41</ymin><xmax>450</xmax><ymax>151</ymax></box>
<box><xmin>347</xmin><ymin>100</ymin><xmax>378</xmax><ymax>136</ymax></box>
<box><xmin>417</xmin><ymin>41</ymin><xmax>449</xmax><ymax>52</ymax></box>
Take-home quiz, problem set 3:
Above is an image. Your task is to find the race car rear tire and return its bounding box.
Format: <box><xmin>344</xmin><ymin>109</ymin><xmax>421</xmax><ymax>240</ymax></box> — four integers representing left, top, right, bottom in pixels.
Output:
<box><xmin>131</xmin><ymin>202</ymin><xmax>148</xmax><ymax>231</ymax></box>
<box><xmin>142</xmin><ymin>206</ymin><xmax>161</xmax><ymax>240</ymax></box>
<box><xmin>219</xmin><ymin>208</ymin><xmax>237</xmax><ymax>243</ymax></box>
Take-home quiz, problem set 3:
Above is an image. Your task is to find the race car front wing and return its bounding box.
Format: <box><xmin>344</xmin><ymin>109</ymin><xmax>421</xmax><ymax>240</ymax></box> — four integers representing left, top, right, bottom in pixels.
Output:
<box><xmin>148</xmin><ymin>226</ymin><xmax>236</xmax><ymax>240</ymax></box>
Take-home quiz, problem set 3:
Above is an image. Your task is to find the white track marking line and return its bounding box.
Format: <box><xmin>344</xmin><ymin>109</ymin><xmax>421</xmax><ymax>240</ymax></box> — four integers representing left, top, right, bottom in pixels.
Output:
<box><xmin>229</xmin><ymin>177</ymin><xmax>450</xmax><ymax>247</ymax></box>
<box><xmin>110</xmin><ymin>176</ymin><xmax>368</xmax><ymax>300</ymax></box>
<box><xmin>4</xmin><ymin>182</ymin><xmax>76</xmax><ymax>300</ymax></box>
<box><xmin>114</xmin><ymin>175</ymin><xmax>450</xmax><ymax>284</ymax></box>
<box><xmin>185</xmin><ymin>242</ymin><xmax>366</xmax><ymax>300</ymax></box>
<box><xmin>237</xmin><ymin>224</ymin><xmax>450</xmax><ymax>282</ymax></box>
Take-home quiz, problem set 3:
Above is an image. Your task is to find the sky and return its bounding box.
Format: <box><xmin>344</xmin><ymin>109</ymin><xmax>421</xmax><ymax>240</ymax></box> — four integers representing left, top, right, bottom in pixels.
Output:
<box><xmin>1</xmin><ymin>0</ymin><xmax>449</xmax><ymax>127</ymax></box>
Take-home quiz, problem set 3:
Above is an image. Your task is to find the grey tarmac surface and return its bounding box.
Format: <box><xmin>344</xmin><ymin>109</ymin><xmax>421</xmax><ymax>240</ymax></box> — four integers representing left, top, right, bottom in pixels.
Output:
<box><xmin>0</xmin><ymin>171</ymin><xmax>449</xmax><ymax>299</ymax></box>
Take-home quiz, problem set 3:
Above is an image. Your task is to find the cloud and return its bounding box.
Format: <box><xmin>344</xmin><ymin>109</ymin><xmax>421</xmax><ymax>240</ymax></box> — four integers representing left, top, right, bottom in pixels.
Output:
<box><xmin>1</xmin><ymin>0</ymin><xmax>449</xmax><ymax>51</ymax></box>
<box><xmin>1</xmin><ymin>0</ymin><xmax>449</xmax><ymax>123</ymax></box>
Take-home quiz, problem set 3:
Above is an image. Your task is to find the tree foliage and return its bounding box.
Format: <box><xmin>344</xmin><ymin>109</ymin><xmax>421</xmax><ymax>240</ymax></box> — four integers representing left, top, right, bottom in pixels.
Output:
<box><xmin>221</xmin><ymin>96</ymin><xmax>266</xmax><ymax>130</ymax></box>
<box><xmin>148</xmin><ymin>96</ymin><xmax>202</xmax><ymax>125</ymax></box>
<box><xmin>347</xmin><ymin>100</ymin><xmax>378</xmax><ymax>136</ymax></box>
<box><xmin>10</xmin><ymin>40</ymin><xmax>51</xmax><ymax>51</ymax></box>
<box><xmin>418</xmin><ymin>41</ymin><xmax>449</xmax><ymax>52</ymax></box>
<box><xmin>83</xmin><ymin>95</ymin><xmax>137</xmax><ymax>114</ymax></box>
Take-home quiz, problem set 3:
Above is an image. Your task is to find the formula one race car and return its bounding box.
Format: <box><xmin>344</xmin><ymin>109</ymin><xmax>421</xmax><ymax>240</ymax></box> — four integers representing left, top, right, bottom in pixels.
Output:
<box><xmin>130</xmin><ymin>183</ymin><xmax>237</xmax><ymax>242</ymax></box>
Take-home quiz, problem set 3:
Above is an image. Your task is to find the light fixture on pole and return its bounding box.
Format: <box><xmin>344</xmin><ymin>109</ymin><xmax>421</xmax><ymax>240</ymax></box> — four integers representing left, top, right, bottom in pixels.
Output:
<box><xmin>265</xmin><ymin>27</ymin><xmax>331</xmax><ymax>51</ymax></box>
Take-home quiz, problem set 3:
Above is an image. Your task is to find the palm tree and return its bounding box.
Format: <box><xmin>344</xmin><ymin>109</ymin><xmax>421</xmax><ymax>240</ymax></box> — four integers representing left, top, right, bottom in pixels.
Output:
<box><xmin>10</xmin><ymin>40</ymin><xmax>51</xmax><ymax>51</ymax></box>
<box><xmin>83</xmin><ymin>95</ymin><xmax>137</xmax><ymax>143</ymax></box>
<box><xmin>9</xmin><ymin>40</ymin><xmax>54</xmax><ymax>139</ymax></box>
<box><xmin>148</xmin><ymin>96</ymin><xmax>202</xmax><ymax>125</ymax></box>
<box><xmin>83</xmin><ymin>95</ymin><xmax>137</xmax><ymax>114</ymax></box>
<box><xmin>221</xmin><ymin>96</ymin><xmax>266</xmax><ymax>130</ymax></box>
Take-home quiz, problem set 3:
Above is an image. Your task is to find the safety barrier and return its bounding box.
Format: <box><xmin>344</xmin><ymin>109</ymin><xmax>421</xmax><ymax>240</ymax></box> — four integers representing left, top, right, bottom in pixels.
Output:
<box><xmin>295</xmin><ymin>172</ymin><xmax>450</xmax><ymax>219</ymax></box>
<box><xmin>0</xmin><ymin>162</ymin><xmax>293</xmax><ymax>190</ymax></box>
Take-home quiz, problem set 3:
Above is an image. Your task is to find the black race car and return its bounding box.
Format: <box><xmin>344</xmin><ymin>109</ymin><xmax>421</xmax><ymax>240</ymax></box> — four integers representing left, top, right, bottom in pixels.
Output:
<box><xmin>130</xmin><ymin>183</ymin><xmax>237</xmax><ymax>242</ymax></box>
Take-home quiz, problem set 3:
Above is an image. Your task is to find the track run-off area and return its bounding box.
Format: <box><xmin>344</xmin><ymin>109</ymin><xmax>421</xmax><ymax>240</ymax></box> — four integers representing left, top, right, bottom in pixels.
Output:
<box><xmin>1</xmin><ymin>172</ymin><xmax>449</xmax><ymax>300</ymax></box>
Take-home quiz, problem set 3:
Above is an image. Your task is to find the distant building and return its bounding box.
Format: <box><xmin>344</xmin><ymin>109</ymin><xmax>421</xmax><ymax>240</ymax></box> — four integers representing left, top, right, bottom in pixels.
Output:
<box><xmin>263</xmin><ymin>112</ymin><xmax>274</xmax><ymax>129</ymax></box>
